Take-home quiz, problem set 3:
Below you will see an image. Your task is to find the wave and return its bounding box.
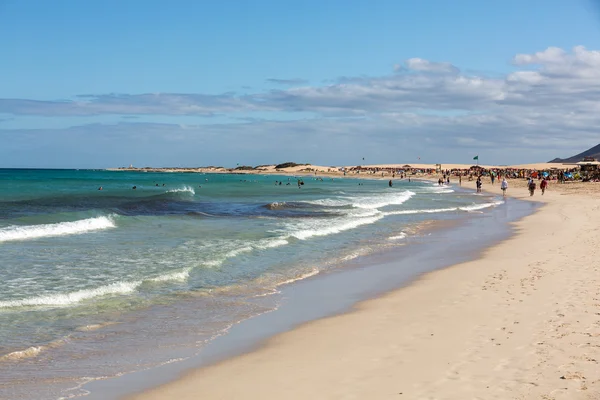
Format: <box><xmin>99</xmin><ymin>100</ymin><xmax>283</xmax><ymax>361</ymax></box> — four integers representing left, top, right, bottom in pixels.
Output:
<box><xmin>148</xmin><ymin>268</ymin><xmax>192</xmax><ymax>283</ymax></box>
<box><xmin>383</xmin><ymin>201</ymin><xmax>503</xmax><ymax>216</ymax></box>
<box><xmin>0</xmin><ymin>337</ymin><xmax>68</xmax><ymax>363</ymax></box>
<box><xmin>223</xmin><ymin>238</ymin><xmax>289</xmax><ymax>258</ymax></box>
<box><xmin>0</xmin><ymin>280</ymin><xmax>141</xmax><ymax>309</ymax></box>
<box><xmin>166</xmin><ymin>186</ymin><xmax>195</xmax><ymax>195</ymax></box>
<box><xmin>0</xmin><ymin>215</ymin><xmax>116</xmax><ymax>242</ymax></box>
<box><xmin>0</xmin><ymin>237</ymin><xmax>288</xmax><ymax>310</ymax></box>
<box><xmin>389</xmin><ymin>232</ymin><xmax>407</xmax><ymax>240</ymax></box>
<box><xmin>384</xmin><ymin>207</ymin><xmax>458</xmax><ymax>216</ymax></box>
<box><xmin>353</xmin><ymin>190</ymin><xmax>415</xmax><ymax>209</ymax></box>
<box><xmin>186</xmin><ymin>211</ymin><xmax>217</xmax><ymax>218</ymax></box>
<box><xmin>255</xmin><ymin>238</ymin><xmax>289</xmax><ymax>249</ymax></box>
<box><xmin>423</xmin><ymin>186</ymin><xmax>455</xmax><ymax>194</ymax></box>
<box><xmin>306</xmin><ymin>190</ymin><xmax>415</xmax><ymax>210</ymax></box>
<box><xmin>341</xmin><ymin>250</ymin><xmax>368</xmax><ymax>261</ymax></box>
<box><xmin>286</xmin><ymin>212</ymin><xmax>384</xmax><ymax>240</ymax></box>
<box><xmin>276</xmin><ymin>268</ymin><xmax>320</xmax><ymax>286</ymax></box>
<box><xmin>265</xmin><ymin>201</ymin><xmax>287</xmax><ymax>210</ymax></box>
<box><xmin>459</xmin><ymin>201</ymin><xmax>504</xmax><ymax>211</ymax></box>
<box><xmin>0</xmin><ymin>346</ymin><xmax>42</xmax><ymax>362</ymax></box>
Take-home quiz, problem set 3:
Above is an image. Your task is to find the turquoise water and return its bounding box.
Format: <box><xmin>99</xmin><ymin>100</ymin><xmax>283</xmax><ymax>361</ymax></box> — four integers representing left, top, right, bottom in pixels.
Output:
<box><xmin>0</xmin><ymin>169</ymin><xmax>503</xmax><ymax>398</ymax></box>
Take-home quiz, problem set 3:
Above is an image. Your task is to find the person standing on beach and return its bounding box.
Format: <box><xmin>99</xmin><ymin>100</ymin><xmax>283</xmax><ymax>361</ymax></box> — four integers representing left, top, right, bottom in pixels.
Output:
<box><xmin>459</xmin><ymin>175</ymin><xmax>462</xmax><ymax>186</ymax></box>
<box><xmin>476</xmin><ymin>177</ymin><xmax>482</xmax><ymax>193</ymax></box>
<box><xmin>501</xmin><ymin>177</ymin><xmax>508</xmax><ymax>197</ymax></box>
<box><xmin>540</xmin><ymin>177</ymin><xmax>548</xmax><ymax>195</ymax></box>
<box><xmin>528</xmin><ymin>179</ymin><xmax>536</xmax><ymax>196</ymax></box>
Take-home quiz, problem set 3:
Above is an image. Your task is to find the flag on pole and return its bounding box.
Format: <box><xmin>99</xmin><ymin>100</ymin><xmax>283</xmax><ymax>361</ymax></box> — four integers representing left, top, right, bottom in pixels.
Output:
<box><xmin>473</xmin><ymin>155</ymin><xmax>479</xmax><ymax>160</ymax></box>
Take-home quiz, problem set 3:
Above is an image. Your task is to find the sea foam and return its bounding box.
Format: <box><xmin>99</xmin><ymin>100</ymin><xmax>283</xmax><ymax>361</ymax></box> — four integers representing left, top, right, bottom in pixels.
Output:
<box><xmin>384</xmin><ymin>207</ymin><xmax>458</xmax><ymax>216</ymax></box>
<box><xmin>0</xmin><ymin>216</ymin><xmax>116</xmax><ymax>243</ymax></box>
<box><xmin>287</xmin><ymin>212</ymin><xmax>384</xmax><ymax>240</ymax></box>
<box><xmin>459</xmin><ymin>201</ymin><xmax>504</xmax><ymax>212</ymax></box>
<box><xmin>352</xmin><ymin>190</ymin><xmax>415</xmax><ymax>209</ymax></box>
<box><xmin>166</xmin><ymin>186</ymin><xmax>196</xmax><ymax>195</ymax></box>
<box><xmin>0</xmin><ymin>280</ymin><xmax>141</xmax><ymax>309</ymax></box>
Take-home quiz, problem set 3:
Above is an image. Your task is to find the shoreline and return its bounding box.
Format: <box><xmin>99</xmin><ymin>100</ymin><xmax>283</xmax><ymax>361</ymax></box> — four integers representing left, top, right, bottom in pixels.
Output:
<box><xmin>121</xmin><ymin>181</ymin><xmax>600</xmax><ymax>399</ymax></box>
<box><xmin>78</xmin><ymin>183</ymin><xmax>527</xmax><ymax>399</ymax></box>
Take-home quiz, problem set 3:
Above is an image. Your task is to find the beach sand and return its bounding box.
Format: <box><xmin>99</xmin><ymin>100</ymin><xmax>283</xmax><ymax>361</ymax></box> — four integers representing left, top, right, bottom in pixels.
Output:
<box><xmin>110</xmin><ymin>162</ymin><xmax>577</xmax><ymax>176</ymax></box>
<box><xmin>130</xmin><ymin>179</ymin><xmax>600</xmax><ymax>400</ymax></box>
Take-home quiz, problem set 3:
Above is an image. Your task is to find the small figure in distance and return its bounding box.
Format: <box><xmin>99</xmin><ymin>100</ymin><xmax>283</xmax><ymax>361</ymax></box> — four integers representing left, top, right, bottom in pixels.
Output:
<box><xmin>540</xmin><ymin>177</ymin><xmax>548</xmax><ymax>195</ymax></box>
<box><xmin>132</xmin><ymin>186</ymin><xmax>137</xmax><ymax>190</ymax></box>
<box><xmin>501</xmin><ymin>177</ymin><xmax>508</xmax><ymax>197</ymax></box>
<box><xmin>528</xmin><ymin>178</ymin><xmax>536</xmax><ymax>196</ymax></box>
<box><xmin>98</xmin><ymin>186</ymin><xmax>103</xmax><ymax>190</ymax></box>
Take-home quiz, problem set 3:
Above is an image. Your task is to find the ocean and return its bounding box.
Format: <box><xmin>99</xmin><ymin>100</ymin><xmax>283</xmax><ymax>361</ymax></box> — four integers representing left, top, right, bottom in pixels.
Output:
<box><xmin>0</xmin><ymin>169</ymin><xmax>505</xmax><ymax>399</ymax></box>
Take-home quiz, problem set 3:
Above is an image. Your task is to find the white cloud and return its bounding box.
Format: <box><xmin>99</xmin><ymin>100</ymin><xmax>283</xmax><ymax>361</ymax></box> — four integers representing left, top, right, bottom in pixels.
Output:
<box><xmin>513</xmin><ymin>46</ymin><xmax>567</xmax><ymax>65</ymax></box>
<box><xmin>1</xmin><ymin>46</ymin><xmax>599</xmax><ymax>166</ymax></box>
<box><xmin>403</xmin><ymin>57</ymin><xmax>459</xmax><ymax>73</ymax></box>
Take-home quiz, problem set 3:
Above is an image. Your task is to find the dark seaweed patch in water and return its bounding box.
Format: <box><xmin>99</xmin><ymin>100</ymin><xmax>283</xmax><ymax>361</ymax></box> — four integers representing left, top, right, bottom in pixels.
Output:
<box><xmin>0</xmin><ymin>191</ymin><xmax>196</xmax><ymax>219</ymax></box>
<box><xmin>0</xmin><ymin>191</ymin><xmax>344</xmax><ymax>220</ymax></box>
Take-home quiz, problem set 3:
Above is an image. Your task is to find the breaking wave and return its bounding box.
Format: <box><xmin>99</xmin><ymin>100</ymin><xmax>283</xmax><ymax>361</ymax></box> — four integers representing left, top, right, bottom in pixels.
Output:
<box><xmin>166</xmin><ymin>186</ymin><xmax>196</xmax><ymax>195</ymax></box>
<box><xmin>0</xmin><ymin>280</ymin><xmax>141</xmax><ymax>309</ymax></box>
<box><xmin>0</xmin><ymin>215</ymin><xmax>116</xmax><ymax>243</ymax></box>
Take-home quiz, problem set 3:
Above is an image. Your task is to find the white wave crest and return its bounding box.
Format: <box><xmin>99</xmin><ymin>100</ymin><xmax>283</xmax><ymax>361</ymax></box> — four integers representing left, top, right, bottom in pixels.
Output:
<box><xmin>0</xmin><ymin>346</ymin><xmax>42</xmax><ymax>362</ymax></box>
<box><xmin>166</xmin><ymin>186</ymin><xmax>196</xmax><ymax>195</ymax></box>
<box><xmin>287</xmin><ymin>212</ymin><xmax>384</xmax><ymax>240</ymax></box>
<box><xmin>389</xmin><ymin>232</ymin><xmax>407</xmax><ymax>240</ymax></box>
<box><xmin>0</xmin><ymin>216</ymin><xmax>116</xmax><ymax>243</ymax></box>
<box><xmin>149</xmin><ymin>268</ymin><xmax>191</xmax><ymax>282</ymax></box>
<box><xmin>459</xmin><ymin>201</ymin><xmax>504</xmax><ymax>212</ymax></box>
<box><xmin>0</xmin><ymin>280</ymin><xmax>141</xmax><ymax>309</ymax></box>
<box><xmin>352</xmin><ymin>190</ymin><xmax>415</xmax><ymax>209</ymax></box>
<box><xmin>423</xmin><ymin>186</ymin><xmax>455</xmax><ymax>194</ymax></box>
<box><xmin>0</xmin><ymin>337</ymin><xmax>68</xmax><ymax>362</ymax></box>
<box><xmin>341</xmin><ymin>250</ymin><xmax>367</xmax><ymax>261</ymax></box>
<box><xmin>384</xmin><ymin>207</ymin><xmax>458</xmax><ymax>216</ymax></box>
<box><xmin>306</xmin><ymin>190</ymin><xmax>415</xmax><ymax>210</ymax></box>
<box><xmin>305</xmin><ymin>198</ymin><xmax>351</xmax><ymax>207</ymax></box>
<box><xmin>276</xmin><ymin>268</ymin><xmax>320</xmax><ymax>286</ymax></box>
<box><xmin>255</xmin><ymin>238</ymin><xmax>289</xmax><ymax>249</ymax></box>
<box><xmin>225</xmin><ymin>246</ymin><xmax>254</xmax><ymax>258</ymax></box>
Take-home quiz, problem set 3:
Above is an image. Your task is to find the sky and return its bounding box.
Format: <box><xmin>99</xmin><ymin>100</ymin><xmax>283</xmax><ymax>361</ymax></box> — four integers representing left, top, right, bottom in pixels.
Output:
<box><xmin>1</xmin><ymin>0</ymin><xmax>600</xmax><ymax>168</ymax></box>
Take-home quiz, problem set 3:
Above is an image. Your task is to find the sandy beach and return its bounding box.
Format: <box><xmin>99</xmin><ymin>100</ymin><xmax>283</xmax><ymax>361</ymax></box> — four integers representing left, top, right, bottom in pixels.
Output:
<box><xmin>110</xmin><ymin>162</ymin><xmax>577</xmax><ymax>176</ymax></box>
<box><xmin>128</xmin><ymin>178</ymin><xmax>600</xmax><ymax>400</ymax></box>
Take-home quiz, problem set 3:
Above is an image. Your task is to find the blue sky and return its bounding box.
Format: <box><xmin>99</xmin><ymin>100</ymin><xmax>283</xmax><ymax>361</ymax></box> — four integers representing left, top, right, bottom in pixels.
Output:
<box><xmin>2</xmin><ymin>0</ymin><xmax>600</xmax><ymax>168</ymax></box>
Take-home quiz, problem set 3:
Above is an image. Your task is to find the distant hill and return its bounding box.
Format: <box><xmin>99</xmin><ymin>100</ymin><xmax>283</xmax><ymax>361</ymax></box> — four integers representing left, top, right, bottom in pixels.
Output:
<box><xmin>548</xmin><ymin>143</ymin><xmax>600</xmax><ymax>163</ymax></box>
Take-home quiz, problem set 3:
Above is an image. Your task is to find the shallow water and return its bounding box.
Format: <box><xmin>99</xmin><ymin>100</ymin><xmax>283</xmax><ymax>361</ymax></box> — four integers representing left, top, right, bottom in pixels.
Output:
<box><xmin>0</xmin><ymin>169</ymin><xmax>505</xmax><ymax>399</ymax></box>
